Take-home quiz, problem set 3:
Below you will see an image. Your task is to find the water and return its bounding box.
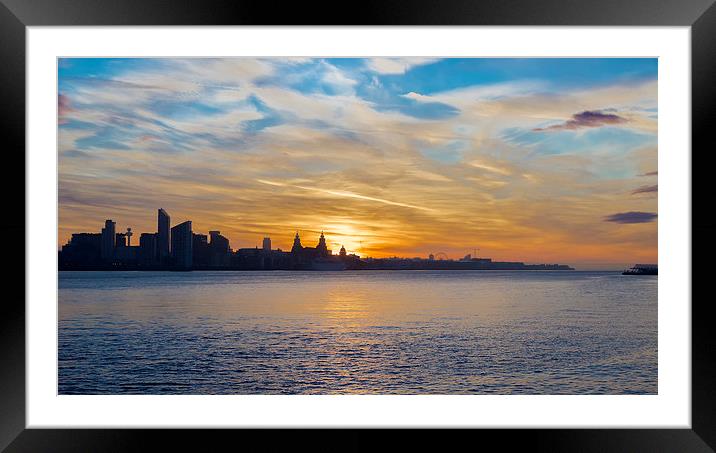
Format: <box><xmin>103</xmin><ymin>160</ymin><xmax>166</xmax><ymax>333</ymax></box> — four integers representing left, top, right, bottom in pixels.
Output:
<box><xmin>58</xmin><ymin>271</ymin><xmax>657</xmax><ymax>395</ymax></box>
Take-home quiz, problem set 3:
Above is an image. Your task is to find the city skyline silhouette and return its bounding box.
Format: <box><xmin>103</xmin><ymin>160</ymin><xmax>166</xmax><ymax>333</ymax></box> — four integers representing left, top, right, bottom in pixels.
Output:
<box><xmin>59</xmin><ymin>207</ymin><xmax>575</xmax><ymax>271</ymax></box>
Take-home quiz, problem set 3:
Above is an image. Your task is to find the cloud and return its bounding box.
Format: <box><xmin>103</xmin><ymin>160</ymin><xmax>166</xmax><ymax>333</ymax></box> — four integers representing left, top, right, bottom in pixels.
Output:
<box><xmin>631</xmin><ymin>184</ymin><xmax>657</xmax><ymax>195</ymax></box>
<box><xmin>58</xmin><ymin>93</ymin><xmax>75</xmax><ymax>124</ymax></box>
<box><xmin>469</xmin><ymin>160</ymin><xmax>511</xmax><ymax>175</ymax></box>
<box><xmin>366</xmin><ymin>58</ymin><xmax>438</xmax><ymax>74</ymax></box>
<box><xmin>58</xmin><ymin>93</ymin><xmax>73</xmax><ymax>115</ymax></box>
<box><xmin>402</xmin><ymin>91</ymin><xmax>431</xmax><ymax>102</ymax></box>
<box><xmin>639</xmin><ymin>170</ymin><xmax>658</xmax><ymax>176</ymax></box>
<box><xmin>604</xmin><ymin>211</ymin><xmax>657</xmax><ymax>223</ymax></box>
<box><xmin>534</xmin><ymin>110</ymin><xmax>628</xmax><ymax>132</ymax></box>
<box><xmin>320</xmin><ymin>61</ymin><xmax>358</xmax><ymax>94</ymax></box>
<box><xmin>257</xmin><ymin>179</ymin><xmax>434</xmax><ymax>212</ymax></box>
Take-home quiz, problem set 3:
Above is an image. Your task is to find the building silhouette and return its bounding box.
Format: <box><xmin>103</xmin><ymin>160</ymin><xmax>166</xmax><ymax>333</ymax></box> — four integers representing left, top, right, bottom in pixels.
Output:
<box><xmin>157</xmin><ymin>208</ymin><xmax>171</xmax><ymax>264</ymax></box>
<box><xmin>100</xmin><ymin>219</ymin><xmax>116</xmax><ymax>261</ymax></box>
<box><xmin>171</xmin><ymin>220</ymin><xmax>192</xmax><ymax>269</ymax></box>
<box><xmin>192</xmin><ymin>233</ymin><xmax>210</xmax><ymax>267</ymax></box>
<box><xmin>316</xmin><ymin>232</ymin><xmax>329</xmax><ymax>257</ymax></box>
<box><xmin>291</xmin><ymin>232</ymin><xmax>303</xmax><ymax>253</ymax></box>
<box><xmin>289</xmin><ymin>232</ymin><xmax>330</xmax><ymax>257</ymax></box>
<box><xmin>209</xmin><ymin>230</ymin><xmax>230</xmax><ymax>266</ymax></box>
<box><xmin>262</xmin><ymin>237</ymin><xmax>271</xmax><ymax>252</ymax></box>
<box><xmin>287</xmin><ymin>231</ymin><xmax>334</xmax><ymax>268</ymax></box>
<box><xmin>114</xmin><ymin>242</ymin><xmax>138</xmax><ymax>263</ymax></box>
<box><xmin>139</xmin><ymin>232</ymin><xmax>157</xmax><ymax>265</ymax></box>
<box><xmin>60</xmin><ymin>232</ymin><xmax>102</xmax><ymax>266</ymax></box>
<box><xmin>58</xmin><ymin>208</ymin><xmax>574</xmax><ymax>271</ymax></box>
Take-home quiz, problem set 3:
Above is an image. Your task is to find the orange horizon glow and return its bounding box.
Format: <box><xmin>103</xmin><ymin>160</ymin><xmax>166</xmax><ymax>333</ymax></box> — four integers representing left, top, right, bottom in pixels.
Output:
<box><xmin>57</xmin><ymin>205</ymin><xmax>657</xmax><ymax>269</ymax></box>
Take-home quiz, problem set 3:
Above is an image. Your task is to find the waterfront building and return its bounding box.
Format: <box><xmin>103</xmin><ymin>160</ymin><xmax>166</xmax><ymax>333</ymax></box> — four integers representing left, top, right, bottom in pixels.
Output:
<box><xmin>287</xmin><ymin>231</ymin><xmax>337</xmax><ymax>269</ymax></box>
<box><xmin>100</xmin><ymin>219</ymin><xmax>116</xmax><ymax>262</ymax></box>
<box><xmin>59</xmin><ymin>232</ymin><xmax>102</xmax><ymax>266</ymax></box>
<box><xmin>262</xmin><ymin>237</ymin><xmax>271</xmax><ymax>252</ymax></box>
<box><xmin>234</xmin><ymin>246</ymin><xmax>291</xmax><ymax>270</ymax></box>
<box><xmin>171</xmin><ymin>220</ymin><xmax>193</xmax><ymax>269</ymax></box>
<box><xmin>157</xmin><ymin>208</ymin><xmax>171</xmax><ymax>264</ymax></box>
<box><xmin>291</xmin><ymin>232</ymin><xmax>303</xmax><ymax>253</ymax></box>
<box><xmin>114</xmin><ymin>245</ymin><xmax>139</xmax><ymax>264</ymax></box>
<box><xmin>139</xmin><ymin>232</ymin><xmax>157</xmax><ymax>265</ymax></box>
<box><xmin>192</xmin><ymin>233</ymin><xmax>209</xmax><ymax>267</ymax></box>
<box><xmin>315</xmin><ymin>232</ymin><xmax>330</xmax><ymax>257</ymax></box>
<box><xmin>209</xmin><ymin>231</ymin><xmax>231</xmax><ymax>267</ymax></box>
<box><xmin>290</xmin><ymin>232</ymin><xmax>331</xmax><ymax>259</ymax></box>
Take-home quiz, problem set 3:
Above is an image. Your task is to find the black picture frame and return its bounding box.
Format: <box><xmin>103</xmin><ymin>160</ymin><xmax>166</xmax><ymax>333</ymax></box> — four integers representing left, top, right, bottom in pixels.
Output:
<box><xmin>2</xmin><ymin>0</ymin><xmax>713</xmax><ymax>450</ymax></box>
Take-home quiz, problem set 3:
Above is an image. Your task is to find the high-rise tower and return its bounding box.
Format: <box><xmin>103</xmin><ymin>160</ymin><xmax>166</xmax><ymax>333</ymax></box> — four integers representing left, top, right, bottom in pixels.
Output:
<box><xmin>170</xmin><ymin>220</ymin><xmax>193</xmax><ymax>269</ymax></box>
<box><xmin>157</xmin><ymin>208</ymin><xmax>170</xmax><ymax>263</ymax></box>
<box><xmin>100</xmin><ymin>219</ymin><xmax>116</xmax><ymax>262</ymax></box>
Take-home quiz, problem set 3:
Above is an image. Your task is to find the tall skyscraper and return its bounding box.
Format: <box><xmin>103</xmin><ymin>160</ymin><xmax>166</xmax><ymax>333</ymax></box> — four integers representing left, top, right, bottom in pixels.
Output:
<box><xmin>262</xmin><ymin>237</ymin><xmax>271</xmax><ymax>252</ymax></box>
<box><xmin>100</xmin><ymin>219</ymin><xmax>116</xmax><ymax>262</ymax></box>
<box><xmin>157</xmin><ymin>208</ymin><xmax>170</xmax><ymax>263</ymax></box>
<box><xmin>170</xmin><ymin>220</ymin><xmax>193</xmax><ymax>269</ymax></box>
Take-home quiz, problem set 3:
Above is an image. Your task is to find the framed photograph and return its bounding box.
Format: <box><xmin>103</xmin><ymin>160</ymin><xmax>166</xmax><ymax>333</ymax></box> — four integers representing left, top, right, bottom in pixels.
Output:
<box><xmin>4</xmin><ymin>0</ymin><xmax>713</xmax><ymax>450</ymax></box>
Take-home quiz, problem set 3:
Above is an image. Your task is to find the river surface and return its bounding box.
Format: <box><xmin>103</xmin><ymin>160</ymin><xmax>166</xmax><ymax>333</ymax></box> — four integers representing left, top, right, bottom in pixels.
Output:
<box><xmin>58</xmin><ymin>270</ymin><xmax>657</xmax><ymax>394</ymax></box>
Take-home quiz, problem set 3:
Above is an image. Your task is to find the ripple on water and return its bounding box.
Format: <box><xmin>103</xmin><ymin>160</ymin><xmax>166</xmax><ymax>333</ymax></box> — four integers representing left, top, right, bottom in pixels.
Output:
<box><xmin>58</xmin><ymin>271</ymin><xmax>657</xmax><ymax>395</ymax></box>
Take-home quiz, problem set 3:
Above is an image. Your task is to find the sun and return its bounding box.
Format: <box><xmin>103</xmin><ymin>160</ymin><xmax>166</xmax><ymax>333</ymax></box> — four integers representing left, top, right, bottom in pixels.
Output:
<box><xmin>322</xmin><ymin>222</ymin><xmax>367</xmax><ymax>256</ymax></box>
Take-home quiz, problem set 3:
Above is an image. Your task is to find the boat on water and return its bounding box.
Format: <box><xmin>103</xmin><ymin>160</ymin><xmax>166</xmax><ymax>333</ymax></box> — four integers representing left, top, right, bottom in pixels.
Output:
<box><xmin>622</xmin><ymin>264</ymin><xmax>658</xmax><ymax>275</ymax></box>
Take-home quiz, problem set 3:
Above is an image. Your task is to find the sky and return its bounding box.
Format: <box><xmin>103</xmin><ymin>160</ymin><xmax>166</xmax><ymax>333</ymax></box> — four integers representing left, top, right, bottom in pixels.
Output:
<box><xmin>58</xmin><ymin>57</ymin><xmax>658</xmax><ymax>269</ymax></box>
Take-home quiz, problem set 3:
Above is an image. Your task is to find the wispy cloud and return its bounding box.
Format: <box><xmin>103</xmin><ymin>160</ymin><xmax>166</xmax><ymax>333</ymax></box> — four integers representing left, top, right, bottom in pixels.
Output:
<box><xmin>366</xmin><ymin>57</ymin><xmax>438</xmax><ymax>75</ymax></box>
<box><xmin>604</xmin><ymin>211</ymin><xmax>657</xmax><ymax>224</ymax></box>
<box><xmin>632</xmin><ymin>184</ymin><xmax>657</xmax><ymax>195</ymax></box>
<box><xmin>58</xmin><ymin>93</ymin><xmax>73</xmax><ymax>115</ymax></box>
<box><xmin>58</xmin><ymin>93</ymin><xmax>75</xmax><ymax>124</ymax></box>
<box><xmin>533</xmin><ymin>110</ymin><xmax>628</xmax><ymax>132</ymax></box>
<box><xmin>257</xmin><ymin>179</ymin><xmax>434</xmax><ymax>212</ymax></box>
